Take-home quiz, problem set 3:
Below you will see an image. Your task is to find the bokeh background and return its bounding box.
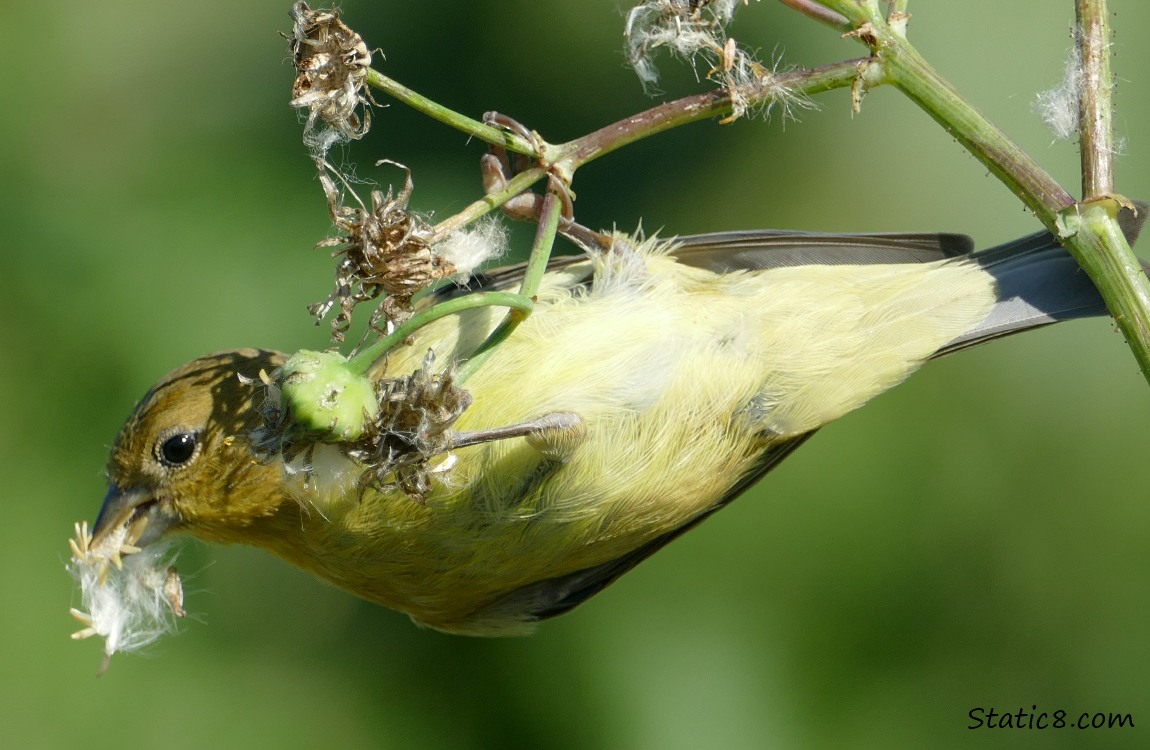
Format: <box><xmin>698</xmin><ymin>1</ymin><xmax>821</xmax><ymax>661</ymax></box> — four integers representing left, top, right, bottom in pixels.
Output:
<box><xmin>4</xmin><ymin>1</ymin><xmax>1150</xmax><ymax>748</ymax></box>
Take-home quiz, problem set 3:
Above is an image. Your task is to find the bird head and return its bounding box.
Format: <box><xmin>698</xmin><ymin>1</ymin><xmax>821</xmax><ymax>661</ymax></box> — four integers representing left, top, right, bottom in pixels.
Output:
<box><xmin>90</xmin><ymin>349</ymin><xmax>288</xmax><ymax>552</ymax></box>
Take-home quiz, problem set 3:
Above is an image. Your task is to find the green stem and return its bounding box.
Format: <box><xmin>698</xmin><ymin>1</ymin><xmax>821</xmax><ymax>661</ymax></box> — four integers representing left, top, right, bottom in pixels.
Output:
<box><xmin>515</xmin><ymin>182</ymin><xmax>564</xmax><ymax>299</ymax></box>
<box><xmin>862</xmin><ymin>15</ymin><xmax>1150</xmax><ymax>385</ymax></box>
<box><xmin>777</xmin><ymin>0</ymin><xmax>852</xmax><ymax>31</ymax></box>
<box><xmin>457</xmin><ymin>181</ymin><xmax>565</xmax><ymax>383</ymax></box>
<box><xmin>347</xmin><ymin>291</ymin><xmax>535</xmax><ymax>377</ymax></box>
<box><xmin>454</xmin><ymin>306</ymin><xmax>529</xmax><ymax>384</ymax></box>
<box><xmin>1061</xmin><ymin>201</ymin><xmax>1150</xmax><ymax>378</ymax></box>
<box><xmin>430</xmin><ymin>167</ymin><xmax>547</xmax><ymax>241</ymax></box>
<box><xmin>364</xmin><ymin>68</ymin><xmax>539</xmax><ymax>156</ymax></box>
<box><xmin>881</xmin><ymin>44</ymin><xmax>1074</xmax><ymax>224</ymax></box>
<box><xmin>1071</xmin><ymin>0</ymin><xmax>1150</xmax><ymax>382</ymax></box>
<box><xmin>815</xmin><ymin>0</ymin><xmax>883</xmax><ymax>25</ymax></box>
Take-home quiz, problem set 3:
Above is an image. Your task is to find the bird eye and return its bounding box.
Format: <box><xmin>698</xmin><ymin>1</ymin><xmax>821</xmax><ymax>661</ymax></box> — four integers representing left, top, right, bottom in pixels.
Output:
<box><xmin>156</xmin><ymin>431</ymin><xmax>199</xmax><ymax>468</ymax></box>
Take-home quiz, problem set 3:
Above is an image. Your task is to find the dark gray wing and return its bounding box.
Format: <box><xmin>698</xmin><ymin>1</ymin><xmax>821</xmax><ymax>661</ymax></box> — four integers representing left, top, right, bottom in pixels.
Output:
<box><xmin>670</xmin><ymin>231</ymin><xmax>973</xmax><ymax>272</ymax></box>
<box><xmin>436</xmin><ymin>231</ymin><xmax>978</xmax><ymax>300</ymax></box>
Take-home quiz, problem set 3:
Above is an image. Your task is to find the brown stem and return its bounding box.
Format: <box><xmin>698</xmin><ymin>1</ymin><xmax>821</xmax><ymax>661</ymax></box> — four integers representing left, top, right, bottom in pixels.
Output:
<box><xmin>1076</xmin><ymin>0</ymin><xmax>1115</xmax><ymax>199</ymax></box>
<box><xmin>555</xmin><ymin>59</ymin><xmax>864</xmax><ymax>169</ymax></box>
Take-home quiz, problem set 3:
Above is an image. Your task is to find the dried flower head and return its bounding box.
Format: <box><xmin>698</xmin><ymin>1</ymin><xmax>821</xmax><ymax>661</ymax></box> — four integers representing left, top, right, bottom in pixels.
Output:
<box><xmin>624</xmin><ymin>1</ymin><xmax>802</xmax><ymax>122</ymax></box>
<box><xmin>309</xmin><ymin>161</ymin><xmax>455</xmax><ymax>343</ymax></box>
<box><xmin>287</xmin><ymin>1</ymin><xmax>373</xmax><ymax>151</ymax></box>
<box><xmin>356</xmin><ymin>350</ymin><xmax>472</xmax><ymax>501</ymax></box>
<box><xmin>625</xmin><ymin>0</ymin><xmax>744</xmax><ymax>91</ymax></box>
<box><xmin>67</xmin><ymin>521</ymin><xmax>185</xmax><ymax>672</ymax></box>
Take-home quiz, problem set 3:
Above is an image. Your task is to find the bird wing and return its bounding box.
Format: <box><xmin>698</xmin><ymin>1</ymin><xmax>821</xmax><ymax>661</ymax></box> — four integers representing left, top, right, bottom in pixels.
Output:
<box><xmin>479</xmin><ymin>432</ymin><xmax>818</xmax><ymax>625</ymax></box>
<box><xmin>433</xmin><ymin>217</ymin><xmax>1146</xmax><ymax>626</ymax></box>
<box><xmin>430</xmin><ymin>232</ymin><xmax>982</xmax><ymax>626</ymax></box>
<box><xmin>435</xmin><ymin>230</ymin><xmax>977</xmax><ymax>300</ymax></box>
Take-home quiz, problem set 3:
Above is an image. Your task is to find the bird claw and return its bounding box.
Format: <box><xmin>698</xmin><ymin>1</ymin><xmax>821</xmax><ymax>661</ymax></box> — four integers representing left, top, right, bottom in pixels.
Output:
<box><xmin>479</xmin><ymin>113</ymin><xmax>609</xmax><ymax>250</ymax></box>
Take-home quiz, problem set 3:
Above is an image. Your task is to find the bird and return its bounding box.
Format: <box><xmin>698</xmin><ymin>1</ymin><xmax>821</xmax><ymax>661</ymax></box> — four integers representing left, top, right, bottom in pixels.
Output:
<box><xmin>87</xmin><ymin>209</ymin><xmax>1145</xmax><ymax>636</ymax></box>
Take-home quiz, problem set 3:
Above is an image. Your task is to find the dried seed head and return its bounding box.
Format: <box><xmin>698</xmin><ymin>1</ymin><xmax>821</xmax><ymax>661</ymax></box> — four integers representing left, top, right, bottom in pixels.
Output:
<box><xmin>625</xmin><ymin>0</ymin><xmax>743</xmax><ymax>91</ymax></box>
<box><xmin>309</xmin><ymin>161</ymin><xmax>455</xmax><ymax>343</ymax></box>
<box><xmin>357</xmin><ymin>350</ymin><xmax>472</xmax><ymax>502</ymax></box>
<box><xmin>287</xmin><ymin>2</ymin><xmax>373</xmax><ymax>151</ymax></box>
<box><xmin>623</xmin><ymin>1</ymin><xmax>803</xmax><ymax>123</ymax></box>
<box><xmin>625</xmin><ymin>0</ymin><xmax>805</xmax><ymax>123</ymax></box>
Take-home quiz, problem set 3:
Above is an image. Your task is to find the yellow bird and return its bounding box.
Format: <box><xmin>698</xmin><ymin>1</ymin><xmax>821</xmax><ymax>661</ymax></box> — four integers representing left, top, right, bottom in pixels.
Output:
<box><xmin>87</xmin><ymin>216</ymin><xmax>1144</xmax><ymax>636</ymax></box>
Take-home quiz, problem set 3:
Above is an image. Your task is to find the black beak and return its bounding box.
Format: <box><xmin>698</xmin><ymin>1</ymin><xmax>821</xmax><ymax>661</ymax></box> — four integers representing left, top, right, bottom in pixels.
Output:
<box><xmin>92</xmin><ymin>485</ymin><xmax>179</xmax><ymax>550</ymax></box>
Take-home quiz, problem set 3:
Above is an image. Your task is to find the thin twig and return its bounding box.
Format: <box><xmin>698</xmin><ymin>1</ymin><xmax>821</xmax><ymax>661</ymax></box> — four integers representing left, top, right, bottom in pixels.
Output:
<box><xmin>554</xmin><ymin>59</ymin><xmax>864</xmax><ymax>169</ymax></box>
<box><xmin>430</xmin><ymin>167</ymin><xmax>548</xmax><ymax>242</ymax></box>
<box><xmin>347</xmin><ymin>292</ymin><xmax>535</xmax><ymax>377</ymax></box>
<box><xmin>364</xmin><ymin>68</ymin><xmax>539</xmax><ymax>157</ymax></box>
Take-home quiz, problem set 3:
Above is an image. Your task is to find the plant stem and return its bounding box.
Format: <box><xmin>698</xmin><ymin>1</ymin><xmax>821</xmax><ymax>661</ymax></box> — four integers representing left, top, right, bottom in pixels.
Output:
<box><xmin>1076</xmin><ymin>0</ymin><xmax>1115</xmax><ymax>199</ymax></box>
<box><xmin>347</xmin><ymin>292</ymin><xmax>534</xmax><ymax>377</ymax></box>
<box><xmin>364</xmin><ymin>69</ymin><xmax>539</xmax><ymax>157</ymax></box>
<box><xmin>457</xmin><ymin>181</ymin><xmax>566</xmax><ymax>383</ymax></box>
<box><xmin>851</xmin><ymin>11</ymin><xmax>1150</xmax><ymax>385</ymax></box>
<box><xmin>430</xmin><ymin>167</ymin><xmax>548</xmax><ymax>241</ymax></box>
<box><xmin>815</xmin><ymin>0</ymin><xmax>883</xmax><ymax>26</ymax></box>
<box><xmin>554</xmin><ymin>59</ymin><xmax>864</xmax><ymax>169</ymax></box>
<box><xmin>1070</xmin><ymin>0</ymin><xmax>1150</xmax><ymax>380</ymax></box>
<box><xmin>777</xmin><ymin>0</ymin><xmax>852</xmax><ymax>31</ymax></box>
<box><xmin>425</xmin><ymin>60</ymin><xmax>862</xmax><ymax>241</ymax></box>
<box><xmin>881</xmin><ymin>42</ymin><xmax>1074</xmax><ymax>226</ymax></box>
<box><xmin>1062</xmin><ymin>201</ymin><xmax>1150</xmax><ymax>378</ymax></box>
<box><xmin>515</xmin><ymin>180</ymin><xmax>566</xmax><ymax>299</ymax></box>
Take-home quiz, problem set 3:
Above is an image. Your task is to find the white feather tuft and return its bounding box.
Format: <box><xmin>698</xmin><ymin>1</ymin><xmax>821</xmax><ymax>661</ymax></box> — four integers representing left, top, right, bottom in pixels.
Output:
<box><xmin>435</xmin><ymin>218</ymin><xmax>508</xmax><ymax>278</ymax></box>
<box><xmin>67</xmin><ymin>521</ymin><xmax>183</xmax><ymax>666</ymax></box>
<box><xmin>1034</xmin><ymin>44</ymin><xmax>1084</xmax><ymax>141</ymax></box>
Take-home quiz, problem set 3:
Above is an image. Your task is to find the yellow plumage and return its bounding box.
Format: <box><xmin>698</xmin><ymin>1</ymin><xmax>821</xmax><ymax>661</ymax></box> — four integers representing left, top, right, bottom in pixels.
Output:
<box><xmin>257</xmin><ymin>238</ymin><xmax>996</xmax><ymax>632</ymax></box>
<box><xmin>103</xmin><ymin>223</ymin><xmax>1132</xmax><ymax>636</ymax></box>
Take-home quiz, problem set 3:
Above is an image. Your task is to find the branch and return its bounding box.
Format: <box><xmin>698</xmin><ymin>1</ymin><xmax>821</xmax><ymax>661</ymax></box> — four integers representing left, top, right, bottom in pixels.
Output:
<box><xmin>818</xmin><ymin>3</ymin><xmax>1150</xmax><ymax>386</ymax></box>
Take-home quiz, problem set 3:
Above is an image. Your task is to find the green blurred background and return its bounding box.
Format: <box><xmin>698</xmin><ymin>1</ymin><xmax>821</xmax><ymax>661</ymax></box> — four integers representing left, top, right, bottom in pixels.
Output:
<box><xmin>4</xmin><ymin>1</ymin><xmax>1150</xmax><ymax>747</ymax></box>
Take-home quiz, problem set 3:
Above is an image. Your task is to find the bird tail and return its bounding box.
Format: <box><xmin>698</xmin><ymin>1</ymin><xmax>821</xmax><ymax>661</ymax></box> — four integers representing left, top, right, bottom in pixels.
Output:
<box><xmin>937</xmin><ymin>201</ymin><xmax>1149</xmax><ymax>356</ymax></box>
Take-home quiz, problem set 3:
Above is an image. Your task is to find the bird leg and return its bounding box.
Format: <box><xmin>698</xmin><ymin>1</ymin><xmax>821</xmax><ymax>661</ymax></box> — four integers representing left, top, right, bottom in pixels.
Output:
<box><xmin>448</xmin><ymin>411</ymin><xmax>585</xmax><ymax>461</ymax></box>
<box><xmin>480</xmin><ymin>112</ymin><xmax>611</xmax><ymax>252</ymax></box>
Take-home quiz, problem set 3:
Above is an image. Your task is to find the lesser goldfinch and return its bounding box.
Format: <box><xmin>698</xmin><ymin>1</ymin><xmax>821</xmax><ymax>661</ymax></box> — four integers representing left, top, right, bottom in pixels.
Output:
<box><xmin>86</xmin><ymin>216</ymin><xmax>1144</xmax><ymax>635</ymax></box>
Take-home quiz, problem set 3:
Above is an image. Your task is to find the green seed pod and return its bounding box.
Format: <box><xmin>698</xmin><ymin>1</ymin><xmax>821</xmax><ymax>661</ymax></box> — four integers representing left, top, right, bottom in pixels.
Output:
<box><xmin>279</xmin><ymin>350</ymin><xmax>380</xmax><ymax>441</ymax></box>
